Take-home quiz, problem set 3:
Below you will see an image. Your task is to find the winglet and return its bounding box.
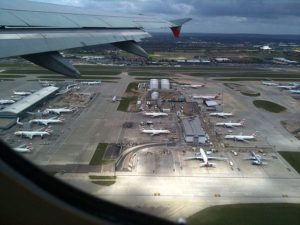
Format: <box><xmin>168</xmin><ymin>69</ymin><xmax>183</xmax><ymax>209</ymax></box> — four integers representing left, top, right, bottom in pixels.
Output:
<box><xmin>169</xmin><ymin>18</ymin><xmax>192</xmax><ymax>38</ymax></box>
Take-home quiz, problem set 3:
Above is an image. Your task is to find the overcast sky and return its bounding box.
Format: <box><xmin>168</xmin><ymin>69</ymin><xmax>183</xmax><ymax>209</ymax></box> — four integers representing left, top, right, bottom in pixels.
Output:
<box><xmin>34</xmin><ymin>0</ymin><xmax>300</xmax><ymax>34</ymax></box>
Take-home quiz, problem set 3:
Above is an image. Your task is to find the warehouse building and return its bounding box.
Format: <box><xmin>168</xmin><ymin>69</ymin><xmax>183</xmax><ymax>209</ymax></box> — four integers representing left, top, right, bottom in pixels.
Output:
<box><xmin>182</xmin><ymin>116</ymin><xmax>207</xmax><ymax>144</ymax></box>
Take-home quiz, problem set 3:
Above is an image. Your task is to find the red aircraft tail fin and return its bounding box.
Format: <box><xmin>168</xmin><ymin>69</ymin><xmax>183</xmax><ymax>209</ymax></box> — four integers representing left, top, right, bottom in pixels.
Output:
<box><xmin>169</xmin><ymin>18</ymin><xmax>192</xmax><ymax>38</ymax></box>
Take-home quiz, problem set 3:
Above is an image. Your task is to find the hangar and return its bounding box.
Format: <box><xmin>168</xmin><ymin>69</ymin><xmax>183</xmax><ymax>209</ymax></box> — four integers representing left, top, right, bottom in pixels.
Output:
<box><xmin>182</xmin><ymin>116</ymin><xmax>207</xmax><ymax>144</ymax></box>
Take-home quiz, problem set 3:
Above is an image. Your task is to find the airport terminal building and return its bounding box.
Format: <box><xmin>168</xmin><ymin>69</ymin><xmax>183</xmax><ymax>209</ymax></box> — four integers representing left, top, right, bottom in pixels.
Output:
<box><xmin>182</xmin><ymin>116</ymin><xmax>207</xmax><ymax>144</ymax></box>
<box><xmin>0</xmin><ymin>86</ymin><xmax>59</xmax><ymax>128</ymax></box>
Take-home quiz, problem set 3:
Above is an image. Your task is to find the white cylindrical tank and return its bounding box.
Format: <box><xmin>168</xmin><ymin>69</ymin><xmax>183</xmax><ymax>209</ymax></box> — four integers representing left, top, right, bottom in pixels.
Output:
<box><xmin>151</xmin><ymin>91</ymin><xmax>159</xmax><ymax>100</ymax></box>
<box><xmin>149</xmin><ymin>79</ymin><xmax>159</xmax><ymax>90</ymax></box>
<box><xmin>161</xmin><ymin>79</ymin><xmax>170</xmax><ymax>90</ymax></box>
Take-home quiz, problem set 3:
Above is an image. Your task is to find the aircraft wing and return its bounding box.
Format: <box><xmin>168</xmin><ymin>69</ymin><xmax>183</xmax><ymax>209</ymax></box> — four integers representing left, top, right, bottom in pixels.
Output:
<box><xmin>41</xmin><ymin>121</ymin><xmax>48</xmax><ymax>126</ymax></box>
<box><xmin>184</xmin><ymin>156</ymin><xmax>204</xmax><ymax>161</ymax></box>
<box><xmin>0</xmin><ymin>0</ymin><xmax>191</xmax><ymax>78</ymax></box>
<box><xmin>207</xmin><ymin>156</ymin><xmax>227</xmax><ymax>161</ymax></box>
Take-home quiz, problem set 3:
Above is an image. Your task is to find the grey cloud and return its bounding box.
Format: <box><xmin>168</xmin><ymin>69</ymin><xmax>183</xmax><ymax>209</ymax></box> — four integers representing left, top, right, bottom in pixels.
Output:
<box><xmin>33</xmin><ymin>0</ymin><xmax>300</xmax><ymax>34</ymax></box>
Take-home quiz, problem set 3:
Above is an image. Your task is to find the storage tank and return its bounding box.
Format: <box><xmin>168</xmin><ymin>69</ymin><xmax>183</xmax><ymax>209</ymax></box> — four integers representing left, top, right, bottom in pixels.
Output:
<box><xmin>161</xmin><ymin>79</ymin><xmax>170</xmax><ymax>90</ymax></box>
<box><xmin>149</xmin><ymin>79</ymin><xmax>159</xmax><ymax>90</ymax></box>
<box><xmin>151</xmin><ymin>91</ymin><xmax>159</xmax><ymax>100</ymax></box>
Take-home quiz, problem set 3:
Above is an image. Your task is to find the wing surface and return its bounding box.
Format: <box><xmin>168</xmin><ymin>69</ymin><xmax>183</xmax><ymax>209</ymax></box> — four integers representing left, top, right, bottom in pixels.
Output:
<box><xmin>0</xmin><ymin>0</ymin><xmax>191</xmax><ymax>77</ymax></box>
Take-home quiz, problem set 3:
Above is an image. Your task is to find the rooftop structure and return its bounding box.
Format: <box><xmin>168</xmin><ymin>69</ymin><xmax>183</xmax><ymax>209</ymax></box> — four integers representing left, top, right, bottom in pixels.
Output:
<box><xmin>161</xmin><ymin>79</ymin><xmax>170</xmax><ymax>90</ymax></box>
<box><xmin>204</xmin><ymin>100</ymin><xmax>218</xmax><ymax>107</ymax></box>
<box><xmin>182</xmin><ymin>116</ymin><xmax>207</xmax><ymax>144</ymax></box>
<box><xmin>149</xmin><ymin>79</ymin><xmax>159</xmax><ymax>90</ymax></box>
<box><xmin>0</xmin><ymin>86</ymin><xmax>59</xmax><ymax>118</ymax></box>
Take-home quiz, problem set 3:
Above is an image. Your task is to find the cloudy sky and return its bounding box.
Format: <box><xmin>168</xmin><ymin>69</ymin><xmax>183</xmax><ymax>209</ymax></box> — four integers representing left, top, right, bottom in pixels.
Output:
<box><xmin>34</xmin><ymin>0</ymin><xmax>300</xmax><ymax>34</ymax></box>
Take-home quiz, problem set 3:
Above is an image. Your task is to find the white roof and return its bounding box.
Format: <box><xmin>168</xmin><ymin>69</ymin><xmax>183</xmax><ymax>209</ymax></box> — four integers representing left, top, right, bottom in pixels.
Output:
<box><xmin>0</xmin><ymin>86</ymin><xmax>58</xmax><ymax>115</ymax></box>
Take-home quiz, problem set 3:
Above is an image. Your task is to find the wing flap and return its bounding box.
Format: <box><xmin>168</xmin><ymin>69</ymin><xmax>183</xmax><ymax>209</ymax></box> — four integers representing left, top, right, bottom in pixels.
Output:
<box><xmin>0</xmin><ymin>29</ymin><xmax>150</xmax><ymax>58</ymax></box>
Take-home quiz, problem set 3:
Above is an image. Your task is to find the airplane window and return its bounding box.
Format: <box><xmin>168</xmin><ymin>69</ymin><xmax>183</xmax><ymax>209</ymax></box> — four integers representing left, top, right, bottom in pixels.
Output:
<box><xmin>1</xmin><ymin>1</ymin><xmax>300</xmax><ymax>225</ymax></box>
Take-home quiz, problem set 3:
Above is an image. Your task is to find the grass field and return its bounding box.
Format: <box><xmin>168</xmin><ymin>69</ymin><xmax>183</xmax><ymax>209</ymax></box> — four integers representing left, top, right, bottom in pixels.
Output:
<box><xmin>125</xmin><ymin>82</ymin><xmax>139</xmax><ymax>93</ymax></box>
<box><xmin>253</xmin><ymin>100</ymin><xmax>286</xmax><ymax>113</ymax></box>
<box><xmin>89</xmin><ymin>143</ymin><xmax>108</xmax><ymax>166</ymax></box>
<box><xmin>215</xmin><ymin>78</ymin><xmax>300</xmax><ymax>81</ymax></box>
<box><xmin>117</xmin><ymin>96</ymin><xmax>137</xmax><ymax>112</ymax></box>
<box><xmin>129</xmin><ymin>71</ymin><xmax>169</xmax><ymax>77</ymax></box>
<box><xmin>0</xmin><ymin>74</ymin><xmax>25</xmax><ymax>78</ymax></box>
<box><xmin>188</xmin><ymin>203</ymin><xmax>300</xmax><ymax>225</ymax></box>
<box><xmin>36</xmin><ymin>75</ymin><xmax>120</xmax><ymax>80</ymax></box>
<box><xmin>279</xmin><ymin>152</ymin><xmax>300</xmax><ymax>173</ymax></box>
<box><xmin>241</xmin><ymin>92</ymin><xmax>261</xmax><ymax>97</ymax></box>
<box><xmin>91</xmin><ymin>181</ymin><xmax>116</xmax><ymax>186</ymax></box>
<box><xmin>89</xmin><ymin>176</ymin><xmax>116</xmax><ymax>179</ymax></box>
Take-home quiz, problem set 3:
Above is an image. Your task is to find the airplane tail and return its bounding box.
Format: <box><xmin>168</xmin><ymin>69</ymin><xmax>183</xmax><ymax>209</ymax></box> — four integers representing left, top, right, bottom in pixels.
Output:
<box><xmin>45</xmin><ymin>126</ymin><xmax>53</xmax><ymax>134</ymax></box>
<box><xmin>26</xmin><ymin>143</ymin><xmax>33</xmax><ymax>151</ymax></box>
<box><xmin>240</xmin><ymin>119</ymin><xmax>246</xmax><ymax>125</ymax></box>
<box><xmin>169</xmin><ymin>18</ymin><xmax>192</xmax><ymax>38</ymax></box>
<box><xmin>252</xmin><ymin>131</ymin><xmax>259</xmax><ymax>137</ymax></box>
<box><xmin>200</xmin><ymin>162</ymin><xmax>215</xmax><ymax>167</ymax></box>
<box><xmin>16</xmin><ymin>117</ymin><xmax>23</xmax><ymax>126</ymax></box>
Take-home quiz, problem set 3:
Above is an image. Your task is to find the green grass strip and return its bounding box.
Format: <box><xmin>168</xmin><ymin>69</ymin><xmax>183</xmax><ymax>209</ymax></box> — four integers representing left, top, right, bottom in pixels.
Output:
<box><xmin>253</xmin><ymin>100</ymin><xmax>286</xmax><ymax>113</ymax></box>
<box><xmin>279</xmin><ymin>152</ymin><xmax>300</xmax><ymax>173</ymax></box>
<box><xmin>117</xmin><ymin>96</ymin><xmax>137</xmax><ymax>112</ymax></box>
<box><xmin>91</xmin><ymin>181</ymin><xmax>116</xmax><ymax>186</ymax></box>
<box><xmin>188</xmin><ymin>203</ymin><xmax>300</xmax><ymax>225</ymax></box>
<box><xmin>89</xmin><ymin>143</ymin><xmax>108</xmax><ymax>166</ymax></box>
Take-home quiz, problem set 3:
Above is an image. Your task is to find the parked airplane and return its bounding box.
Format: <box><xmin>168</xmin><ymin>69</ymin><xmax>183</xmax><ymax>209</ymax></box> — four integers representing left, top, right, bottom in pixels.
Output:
<box><xmin>224</xmin><ymin>132</ymin><xmax>257</xmax><ymax>142</ymax></box>
<box><xmin>140</xmin><ymin>128</ymin><xmax>171</xmax><ymax>136</ymax></box>
<box><xmin>12</xmin><ymin>90</ymin><xmax>32</xmax><ymax>96</ymax></box>
<box><xmin>39</xmin><ymin>80</ymin><xmax>54</xmax><ymax>87</ymax></box>
<box><xmin>261</xmin><ymin>81</ymin><xmax>278</xmax><ymax>86</ymax></box>
<box><xmin>184</xmin><ymin>148</ymin><xmax>227</xmax><ymax>167</ymax></box>
<box><xmin>192</xmin><ymin>93</ymin><xmax>221</xmax><ymax>100</ymax></box>
<box><xmin>0</xmin><ymin>0</ymin><xmax>191</xmax><ymax>78</ymax></box>
<box><xmin>260</xmin><ymin>45</ymin><xmax>272</xmax><ymax>51</ymax></box>
<box><xmin>81</xmin><ymin>81</ymin><xmax>101</xmax><ymax>85</ymax></box>
<box><xmin>44</xmin><ymin>107</ymin><xmax>75</xmax><ymax>115</ymax></box>
<box><xmin>13</xmin><ymin>143</ymin><xmax>32</xmax><ymax>153</ymax></box>
<box><xmin>0</xmin><ymin>99</ymin><xmax>15</xmax><ymax>104</ymax></box>
<box><xmin>182</xmin><ymin>83</ymin><xmax>206</xmax><ymax>88</ymax></box>
<box><xmin>209</xmin><ymin>112</ymin><xmax>233</xmax><ymax>118</ymax></box>
<box><xmin>29</xmin><ymin>116</ymin><xmax>64</xmax><ymax>126</ymax></box>
<box><xmin>14</xmin><ymin>128</ymin><xmax>53</xmax><ymax>139</ymax></box>
<box><xmin>245</xmin><ymin>151</ymin><xmax>268</xmax><ymax>165</ymax></box>
<box><xmin>277</xmin><ymin>84</ymin><xmax>298</xmax><ymax>90</ymax></box>
<box><xmin>142</xmin><ymin>112</ymin><xmax>168</xmax><ymax>118</ymax></box>
<box><xmin>112</xmin><ymin>96</ymin><xmax>121</xmax><ymax>102</ymax></box>
<box><xmin>216</xmin><ymin>119</ymin><xmax>245</xmax><ymax>128</ymax></box>
<box><xmin>289</xmin><ymin>90</ymin><xmax>300</xmax><ymax>94</ymax></box>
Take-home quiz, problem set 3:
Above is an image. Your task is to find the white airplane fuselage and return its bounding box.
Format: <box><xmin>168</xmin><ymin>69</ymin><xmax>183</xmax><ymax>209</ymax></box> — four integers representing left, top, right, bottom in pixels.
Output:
<box><xmin>143</xmin><ymin>112</ymin><xmax>168</xmax><ymax>117</ymax></box>
<box><xmin>216</xmin><ymin>121</ymin><xmax>243</xmax><ymax>128</ymax></box>
<box><xmin>278</xmin><ymin>85</ymin><xmax>297</xmax><ymax>90</ymax></box>
<box><xmin>262</xmin><ymin>82</ymin><xmax>278</xmax><ymax>86</ymax></box>
<box><xmin>182</xmin><ymin>84</ymin><xmax>205</xmax><ymax>88</ymax></box>
<box><xmin>14</xmin><ymin>130</ymin><xmax>51</xmax><ymax>139</ymax></box>
<box><xmin>193</xmin><ymin>94</ymin><xmax>220</xmax><ymax>100</ymax></box>
<box><xmin>13</xmin><ymin>145</ymin><xmax>32</xmax><ymax>153</ymax></box>
<box><xmin>81</xmin><ymin>81</ymin><xmax>101</xmax><ymax>85</ymax></box>
<box><xmin>209</xmin><ymin>112</ymin><xmax>233</xmax><ymax>118</ymax></box>
<box><xmin>13</xmin><ymin>91</ymin><xmax>32</xmax><ymax>96</ymax></box>
<box><xmin>0</xmin><ymin>99</ymin><xmax>15</xmax><ymax>104</ymax></box>
<box><xmin>289</xmin><ymin>90</ymin><xmax>300</xmax><ymax>94</ymax></box>
<box><xmin>224</xmin><ymin>134</ymin><xmax>255</xmax><ymax>141</ymax></box>
<box><xmin>45</xmin><ymin>108</ymin><xmax>73</xmax><ymax>115</ymax></box>
<box><xmin>30</xmin><ymin>118</ymin><xmax>64</xmax><ymax>126</ymax></box>
<box><xmin>140</xmin><ymin>129</ymin><xmax>171</xmax><ymax>136</ymax></box>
